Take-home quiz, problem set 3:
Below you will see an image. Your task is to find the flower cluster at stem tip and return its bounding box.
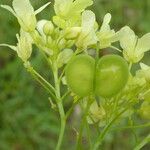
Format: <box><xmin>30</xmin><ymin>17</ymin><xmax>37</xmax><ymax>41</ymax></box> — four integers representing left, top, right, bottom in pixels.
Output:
<box><xmin>0</xmin><ymin>0</ymin><xmax>150</xmax><ymax>138</ymax></box>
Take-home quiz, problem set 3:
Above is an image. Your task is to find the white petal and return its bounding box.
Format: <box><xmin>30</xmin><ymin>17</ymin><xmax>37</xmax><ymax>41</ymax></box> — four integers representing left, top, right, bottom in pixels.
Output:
<box><xmin>36</xmin><ymin>20</ymin><xmax>48</xmax><ymax>35</ymax></box>
<box><xmin>100</xmin><ymin>13</ymin><xmax>111</xmax><ymax>32</ymax></box>
<box><xmin>1</xmin><ymin>5</ymin><xmax>16</xmax><ymax>17</ymax></box>
<box><xmin>81</xmin><ymin>10</ymin><xmax>95</xmax><ymax>35</ymax></box>
<box><xmin>136</xmin><ymin>33</ymin><xmax>150</xmax><ymax>53</ymax></box>
<box><xmin>119</xmin><ymin>26</ymin><xmax>137</xmax><ymax>50</ymax></box>
<box><xmin>0</xmin><ymin>44</ymin><xmax>17</xmax><ymax>51</ymax></box>
<box><xmin>35</xmin><ymin>2</ymin><xmax>51</xmax><ymax>15</ymax></box>
<box><xmin>140</xmin><ymin>63</ymin><xmax>150</xmax><ymax>70</ymax></box>
<box><xmin>13</xmin><ymin>0</ymin><xmax>34</xmax><ymax>17</ymax></box>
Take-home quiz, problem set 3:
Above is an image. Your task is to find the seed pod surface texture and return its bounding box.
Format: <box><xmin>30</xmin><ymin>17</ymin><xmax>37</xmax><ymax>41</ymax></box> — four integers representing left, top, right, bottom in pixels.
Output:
<box><xmin>95</xmin><ymin>55</ymin><xmax>129</xmax><ymax>98</ymax></box>
<box><xmin>65</xmin><ymin>55</ymin><xmax>95</xmax><ymax>97</ymax></box>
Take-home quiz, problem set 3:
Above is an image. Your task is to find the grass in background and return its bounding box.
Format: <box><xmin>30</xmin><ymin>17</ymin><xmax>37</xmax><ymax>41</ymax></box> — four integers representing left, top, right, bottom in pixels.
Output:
<box><xmin>0</xmin><ymin>0</ymin><xmax>150</xmax><ymax>149</ymax></box>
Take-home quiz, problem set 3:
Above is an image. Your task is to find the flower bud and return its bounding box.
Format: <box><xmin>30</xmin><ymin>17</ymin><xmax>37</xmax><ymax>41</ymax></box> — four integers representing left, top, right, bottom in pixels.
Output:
<box><xmin>43</xmin><ymin>21</ymin><xmax>54</xmax><ymax>35</ymax></box>
<box><xmin>16</xmin><ymin>31</ymin><xmax>32</xmax><ymax>62</ymax></box>
<box><xmin>139</xmin><ymin>101</ymin><xmax>150</xmax><ymax>120</ymax></box>
<box><xmin>58</xmin><ymin>38</ymin><xmax>66</xmax><ymax>49</ymax></box>
<box><xmin>65</xmin><ymin>27</ymin><xmax>81</xmax><ymax>39</ymax></box>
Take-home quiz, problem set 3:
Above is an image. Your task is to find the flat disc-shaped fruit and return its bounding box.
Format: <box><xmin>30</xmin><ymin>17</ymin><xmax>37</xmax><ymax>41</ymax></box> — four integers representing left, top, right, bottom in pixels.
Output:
<box><xmin>65</xmin><ymin>55</ymin><xmax>95</xmax><ymax>97</ymax></box>
<box><xmin>95</xmin><ymin>55</ymin><xmax>129</xmax><ymax>98</ymax></box>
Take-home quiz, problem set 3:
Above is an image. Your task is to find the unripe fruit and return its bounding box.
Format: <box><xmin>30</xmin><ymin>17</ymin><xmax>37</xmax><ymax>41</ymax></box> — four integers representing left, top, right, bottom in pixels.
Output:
<box><xmin>65</xmin><ymin>55</ymin><xmax>95</xmax><ymax>97</ymax></box>
<box><xmin>95</xmin><ymin>55</ymin><xmax>129</xmax><ymax>98</ymax></box>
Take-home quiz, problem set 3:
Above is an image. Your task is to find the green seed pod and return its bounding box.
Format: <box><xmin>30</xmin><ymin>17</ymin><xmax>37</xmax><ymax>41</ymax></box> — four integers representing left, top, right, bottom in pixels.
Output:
<box><xmin>95</xmin><ymin>55</ymin><xmax>129</xmax><ymax>98</ymax></box>
<box><xmin>65</xmin><ymin>55</ymin><xmax>95</xmax><ymax>97</ymax></box>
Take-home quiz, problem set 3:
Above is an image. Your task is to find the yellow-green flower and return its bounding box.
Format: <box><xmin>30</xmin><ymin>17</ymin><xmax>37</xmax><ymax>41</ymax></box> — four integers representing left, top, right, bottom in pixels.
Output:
<box><xmin>97</xmin><ymin>13</ymin><xmax>119</xmax><ymax>49</ymax></box>
<box><xmin>0</xmin><ymin>30</ymin><xmax>32</xmax><ymax>62</ymax></box>
<box><xmin>76</xmin><ymin>10</ymin><xmax>98</xmax><ymax>49</ymax></box>
<box><xmin>119</xmin><ymin>26</ymin><xmax>150</xmax><ymax>63</ymax></box>
<box><xmin>1</xmin><ymin>0</ymin><xmax>50</xmax><ymax>32</ymax></box>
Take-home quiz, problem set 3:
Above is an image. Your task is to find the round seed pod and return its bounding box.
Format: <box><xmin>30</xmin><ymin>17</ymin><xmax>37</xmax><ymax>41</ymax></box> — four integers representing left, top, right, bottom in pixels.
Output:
<box><xmin>95</xmin><ymin>55</ymin><xmax>129</xmax><ymax>98</ymax></box>
<box><xmin>65</xmin><ymin>55</ymin><xmax>95</xmax><ymax>97</ymax></box>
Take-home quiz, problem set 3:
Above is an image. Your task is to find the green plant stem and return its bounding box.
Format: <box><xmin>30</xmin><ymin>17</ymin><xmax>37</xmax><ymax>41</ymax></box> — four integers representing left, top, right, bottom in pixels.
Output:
<box><xmin>53</xmin><ymin>62</ymin><xmax>66</xmax><ymax>150</ymax></box>
<box><xmin>133</xmin><ymin>134</ymin><xmax>150</xmax><ymax>150</ymax></box>
<box><xmin>112</xmin><ymin>123</ymin><xmax>150</xmax><ymax>131</ymax></box>
<box><xmin>25</xmin><ymin>65</ymin><xmax>56</xmax><ymax>101</ymax></box>
<box><xmin>76</xmin><ymin>98</ymin><xmax>92</xmax><ymax>150</ymax></box>
<box><xmin>93</xmin><ymin>108</ymin><xmax>128</xmax><ymax>150</ymax></box>
<box><xmin>85</xmin><ymin>119</ymin><xmax>92</xmax><ymax>149</ymax></box>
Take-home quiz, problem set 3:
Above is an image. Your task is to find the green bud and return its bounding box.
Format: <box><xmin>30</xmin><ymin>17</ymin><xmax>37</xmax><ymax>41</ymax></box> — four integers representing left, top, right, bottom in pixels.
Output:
<box><xmin>139</xmin><ymin>101</ymin><xmax>150</xmax><ymax>120</ymax></box>
<box><xmin>58</xmin><ymin>38</ymin><xmax>66</xmax><ymax>50</ymax></box>
<box><xmin>66</xmin><ymin>40</ymin><xmax>75</xmax><ymax>48</ymax></box>
<box><xmin>43</xmin><ymin>21</ymin><xmax>54</xmax><ymax>35</ymax></box>
<box><xmin>53</xmin><ymin>16</ymin><xmax>66</xmax><ymax>29</ymax></box>
<box><xmin>47</xmin><ymin>36</ymin><xmax>52</xmax><ymax>45</ymax></box>
<box><xmin>16</xmin><ymin>31</ymin><xmax>32</xmax><ymax>62</ymax></box>
<box><xmin>65</xmin><ymin>27</ymin><xmax>81</xmax><ymax>39</ymax></box>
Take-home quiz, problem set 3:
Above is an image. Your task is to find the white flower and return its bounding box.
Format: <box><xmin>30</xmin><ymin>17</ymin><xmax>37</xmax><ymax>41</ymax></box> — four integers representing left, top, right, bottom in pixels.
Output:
<box><xmin>0</xmin><ymin>30</ymin><xmax>33</xmax><ymax>62</ymax></box>
<box><xmin>1</xmin><ymin>0</ymin><xmax>50</xmax><ymax>32</ymax></box>
<box><xmin>97</xmin><ymin>13</ymin><xmax>119</xmax><ymax>49</ymax></box>
<box><xmin>137</xmin><ymin>63</ymin><xmax>150</xmax><ymax>83</ymax></box>
<box><xmin>119</xmin><ymin>26</ymin><xmax>150</xmax><ymax>63</ymax></box>
<box><xmin>76</xmin><ymin>10</ymin><xmax>98</xmax><ymax>49</ymax></box>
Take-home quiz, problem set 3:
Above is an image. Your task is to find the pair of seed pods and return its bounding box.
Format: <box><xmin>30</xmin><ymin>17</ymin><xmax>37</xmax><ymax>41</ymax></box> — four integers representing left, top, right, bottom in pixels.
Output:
<box><xmin>65</xmin><ymin>54</ymin><xmax>129</xmax><ymax>98</ymax></box>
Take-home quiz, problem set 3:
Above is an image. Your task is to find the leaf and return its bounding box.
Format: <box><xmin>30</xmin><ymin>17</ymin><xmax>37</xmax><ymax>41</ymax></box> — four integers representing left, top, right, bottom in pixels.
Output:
<box><xmin>136</xmin><ymin>33</ymin><xmax>150</xmax><ymax>53</ymax></box>
<box><xmin>0</xmin><ymin>44</ymin><xmax>17</xmax><ymax>51</ymax></box>
<box><xmin>35</xmin><ymin>2</ymin><xmax>51</xmax><ymax>15</ymax></box>
<box><xmin>57</xmin><ymin>49</ymin><xmax>73</xmax><ymax>68</ymax></box>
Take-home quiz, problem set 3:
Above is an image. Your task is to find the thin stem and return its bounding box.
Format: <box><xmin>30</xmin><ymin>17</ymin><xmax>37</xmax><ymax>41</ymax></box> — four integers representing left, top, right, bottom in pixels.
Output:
<box><xmin>76</xmin><ymin>98</ymin><xmax>92</xmax><ymax>150</ymax></box>
<box><xmin>133</xmin><ymin>134</ymin><xmax>150</xmax><ymax>150</ymax></box>
<box><xmin>65</xmin><ymin>97</ymin><xmax>82</xmax><ymax>120</ymax></box>
<box><xmin>32</xmin><ymin>69</ymin><xmax>55</xmax><ymax>92</ymax></box>
<box><xmin>93</xmin><ymin>107</ymin><xmax>128</xmax><ymax>150</ymax></box>
<box><xmin>85</xmin><ymin>120</ymin><xmax>92</xmax><ymax>149</ymax></box>
<box><xmin>25</xmin><ymin>64</ymin><xmax>56</xmax><ymax>101</ymax></box>
<box><xmin>142</xmin><ymin>88</ymin><xmax>150</xmax><ymax>97</ymax></box>
<box><xmin>112</xmin><ymin>123</ymin><xmax>150</xmax><ymax>131</ymax></box>
<box><xmin>52</xmin><ymin>62</ymin><xmax>66</xmax><ymax>150</ymax></box>
<box><xmin>129</xmin><ymin>62</ymin><xmax>133</xmax><ymax>71</ymax></box>
<box><xmin>61</xmin><ymin>90</ymin><xmax>71</xmax><ymax>101</ymax></box>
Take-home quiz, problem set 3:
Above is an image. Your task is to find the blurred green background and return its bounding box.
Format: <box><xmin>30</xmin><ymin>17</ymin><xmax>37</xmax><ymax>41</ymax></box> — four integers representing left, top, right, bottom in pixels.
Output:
<box><xmin>0</xmin><ymin>0</ymin><xmax>150</xmax><ymax>150</ymax></box>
